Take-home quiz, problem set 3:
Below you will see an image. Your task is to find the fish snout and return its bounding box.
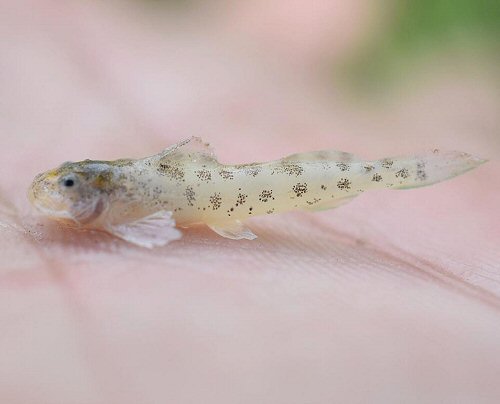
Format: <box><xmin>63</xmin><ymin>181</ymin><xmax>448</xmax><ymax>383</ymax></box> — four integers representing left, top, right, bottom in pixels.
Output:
<box><xmin>28</xmin><ymin>173</ymin><xmax>46</xmax><ymax>204</ymax></box>
<box><xmin>28</xmin><ymin>173</ymin><xmax>68</xmax><ymax>216</ymax></box>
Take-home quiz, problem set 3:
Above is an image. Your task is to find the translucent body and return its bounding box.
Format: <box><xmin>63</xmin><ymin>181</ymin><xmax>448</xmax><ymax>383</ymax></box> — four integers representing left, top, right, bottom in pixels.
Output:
<box><xmin>28</xmin><ymin>137</ymin><xmax>486</xmax><ymax>248</ymax></box>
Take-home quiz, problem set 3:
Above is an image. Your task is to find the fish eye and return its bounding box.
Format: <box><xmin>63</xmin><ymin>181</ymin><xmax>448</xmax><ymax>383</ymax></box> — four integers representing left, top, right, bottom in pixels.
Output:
<box><xmin>60</xmin><ymin>175</ymin><xmax>78</xmax><ymax>188</ymax></box>
<box><xmin>64</xmin><ymin>179</ymin><xmax>75</xmax><ymax>187</ymax></box>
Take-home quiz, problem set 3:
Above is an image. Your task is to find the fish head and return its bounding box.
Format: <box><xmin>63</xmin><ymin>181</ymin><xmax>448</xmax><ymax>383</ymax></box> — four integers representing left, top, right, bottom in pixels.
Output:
<box><xmin>28</xmin><ymin>160</ymin><xmax>114</xmax><ymax>225</ymax></box>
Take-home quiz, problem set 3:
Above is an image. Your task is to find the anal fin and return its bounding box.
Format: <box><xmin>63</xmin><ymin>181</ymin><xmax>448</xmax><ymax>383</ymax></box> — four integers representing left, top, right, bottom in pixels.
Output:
<box><xmin>208</xmin><ymin>220</ymin><xmax>257</xmax><ymax>240</ymax></box>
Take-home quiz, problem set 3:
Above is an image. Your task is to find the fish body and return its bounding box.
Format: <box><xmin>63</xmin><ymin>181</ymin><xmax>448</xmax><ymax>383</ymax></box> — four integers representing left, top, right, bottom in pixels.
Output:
<box><xmin>28</xmin><ymin>137</ymin><xmax>486</xmax><ymax>248</ymax></box>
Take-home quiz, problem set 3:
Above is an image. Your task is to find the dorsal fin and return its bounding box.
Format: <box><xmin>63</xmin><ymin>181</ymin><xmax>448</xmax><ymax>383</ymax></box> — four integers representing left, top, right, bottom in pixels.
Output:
<box><xmin>283</xmin><ymin>149</ymin><xmax>361</xmax><ymax>163</ymax></box>
<box><xmin>155</xmin><ymin>137</ymin><xmax>218</xmax><ymax>164</ymax></box>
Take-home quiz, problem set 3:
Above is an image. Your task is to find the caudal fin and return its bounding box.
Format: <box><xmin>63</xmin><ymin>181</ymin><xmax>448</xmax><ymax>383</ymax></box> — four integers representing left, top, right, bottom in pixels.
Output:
<box><xmin>371</xmin><ymin>150</ymin><xmax>487</xmax><ymax>190</ymax></box>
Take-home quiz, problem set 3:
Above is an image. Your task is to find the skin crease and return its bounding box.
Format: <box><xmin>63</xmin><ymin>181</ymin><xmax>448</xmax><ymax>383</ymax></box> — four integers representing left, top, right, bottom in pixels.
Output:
<box><xmin>1</xmin><ymin>1</ymin><xmax>500</xmax><ymax>404</ymax></box>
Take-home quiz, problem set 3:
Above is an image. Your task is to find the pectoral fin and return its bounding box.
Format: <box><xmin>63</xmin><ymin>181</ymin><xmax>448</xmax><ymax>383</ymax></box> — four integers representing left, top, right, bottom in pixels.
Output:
<box><xmin>207</xmin><ymin>220</ymin><xmax>257</xmax><ymax>240</ymax></box>
<box><xmin>105</xmin><ymin>210</ymin><xmax>182</xmax><ymax>248</ymax></box>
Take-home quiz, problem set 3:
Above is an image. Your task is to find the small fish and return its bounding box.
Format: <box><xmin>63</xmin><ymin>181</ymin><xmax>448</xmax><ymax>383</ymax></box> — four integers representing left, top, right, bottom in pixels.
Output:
<box><xmin>28</xmin><ymin>137</ymin><xmax>486</xmax><ymax>248</ymax></box>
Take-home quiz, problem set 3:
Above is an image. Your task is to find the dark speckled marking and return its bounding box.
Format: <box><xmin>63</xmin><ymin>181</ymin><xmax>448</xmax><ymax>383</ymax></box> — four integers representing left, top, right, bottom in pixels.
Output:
<box><xmin>416</xmin><ymin>161</ymin><xmax>427</xmax><ymax>181</ymax></box>
<box><xmin>196</xmin><ymin>169</ymin><xmax>212</xmax><ymax>182</ymax></box>
<box><xmin>209</xmin><ymin>192</ymin><xmax>222</xmax><ymax>210</ymax></box>
<box><xmin>259</xmin><ymin>190</ymin><xmax>274</xmax><ymax>202</ymax></box>
<box><xmin>236</xmin><ymin>193</ymin><xmax>248</xmax><ymax>206</ymax></box>
<box><xmin>336</xmin><ymin>162</ymin><xmax>350</xmax><ymax>172</ymax></box>
<box><xmin>273</xmin><ymin>163</ymin><xmax>304</xmax><ymax>177</ymax></box>
<box><xmin>395</xmin><ymin>168</ymin><xmax>409</xmax><ymax>179</ymax></box>
<box><xmin>320</xmin><ymin>184</ymin><xmax>327</xmax><ymax>190</ymax></box>
<box><xmin>184</xmin><ymin>186</ymin><xmax>196</xmax><ymax>206</ymax></box>
<box><xmin>218</xmin><ymin>169</ymin><xmax>234</xmax><ymax>180</ymax></box>
<box><xmin>381</xmin><ymin>159</ymin><xmax>394</xmax><ymax>169</ymax></box>
<box><xmin>246</xmin><ymin>167</ymin><xmax>261</xmax><ymax>177</ymax></box>
<box><xmin>292</xmin><ymin>183</ymin><xmax>308</xmax><ymax>197</ymax></box>
<box><xmin>372</xmin><ymin>173</ymin><xmax>382</xmax><ymax>182</ymax></box>
<box><xmin>283</xmin><ymin>163</ymin><xmax>304</xmax><ymax>176</ymax></box>
<box><xmin>235</xmin><ymin>163</ymin><xmax>262</xmax><ymax>177</ymax></box>
<box><xmin>337</xmin><ymin>178</ymin><xmax>351</xmax><ymax>190</ymax></box>
<box><xmin>158</xmin><ymin>162</ymin><xmax>185</xmax><ymax>181</ymax></box>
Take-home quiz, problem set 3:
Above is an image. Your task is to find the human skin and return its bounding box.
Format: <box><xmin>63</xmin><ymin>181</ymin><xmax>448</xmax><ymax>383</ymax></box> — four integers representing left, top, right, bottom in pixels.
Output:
<box><xmin>1</xmin><ymin>1</ymin><xmax>500</xmax><ymax>403</ymax></box>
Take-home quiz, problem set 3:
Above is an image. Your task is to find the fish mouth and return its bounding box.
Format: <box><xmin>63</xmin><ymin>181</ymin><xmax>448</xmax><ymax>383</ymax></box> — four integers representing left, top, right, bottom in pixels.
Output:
<box><xmin>30</xmin><ymin>195</ymin><xmax>106</xmax><ymax>226</ymax></box>
<box><xmin>28</xmin><ymin>188</ymin><xmax>77</xmax><ymax>223</ymax></box>
<box><xmin>30</xmin><ymin>200</ymin><xmax>78</xmax><ymax>223</ymax></box>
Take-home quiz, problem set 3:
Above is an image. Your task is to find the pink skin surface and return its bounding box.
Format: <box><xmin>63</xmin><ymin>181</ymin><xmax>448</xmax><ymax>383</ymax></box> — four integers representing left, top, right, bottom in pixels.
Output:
<box><xmin>1</xmin><ymin>1</ymin><xmax>500</xmax><ymax>403</ymax></box>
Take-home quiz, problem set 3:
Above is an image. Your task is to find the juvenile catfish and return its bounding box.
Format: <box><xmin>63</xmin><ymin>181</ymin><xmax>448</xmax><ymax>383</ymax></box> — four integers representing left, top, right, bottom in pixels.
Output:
<box><xmin>28</xmin><ymin>137</ymin><xmax>486</xmax><ymax>248</ymax></box>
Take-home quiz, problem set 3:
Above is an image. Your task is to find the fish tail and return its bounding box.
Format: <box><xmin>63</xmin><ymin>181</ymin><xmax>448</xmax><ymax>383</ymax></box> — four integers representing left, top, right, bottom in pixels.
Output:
<box><xmin>371</xmin><ymin>150</ymin><xmax>487</xmax><ymax>190</ymax></box>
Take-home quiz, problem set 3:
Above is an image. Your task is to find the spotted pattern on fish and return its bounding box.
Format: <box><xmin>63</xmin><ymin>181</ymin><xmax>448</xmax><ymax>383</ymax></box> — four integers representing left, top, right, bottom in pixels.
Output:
<box><xmin>28</xmin><ymin>137</ymin><xmax>486</xmax><ymax>248</ymax></box>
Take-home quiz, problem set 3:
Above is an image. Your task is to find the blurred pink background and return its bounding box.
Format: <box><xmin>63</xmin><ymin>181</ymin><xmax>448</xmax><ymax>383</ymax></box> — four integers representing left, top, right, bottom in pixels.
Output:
<box><xmin>0</xmin><ymin>1</ymin><xmax>499</xmax><ymax>403</ymax></box>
